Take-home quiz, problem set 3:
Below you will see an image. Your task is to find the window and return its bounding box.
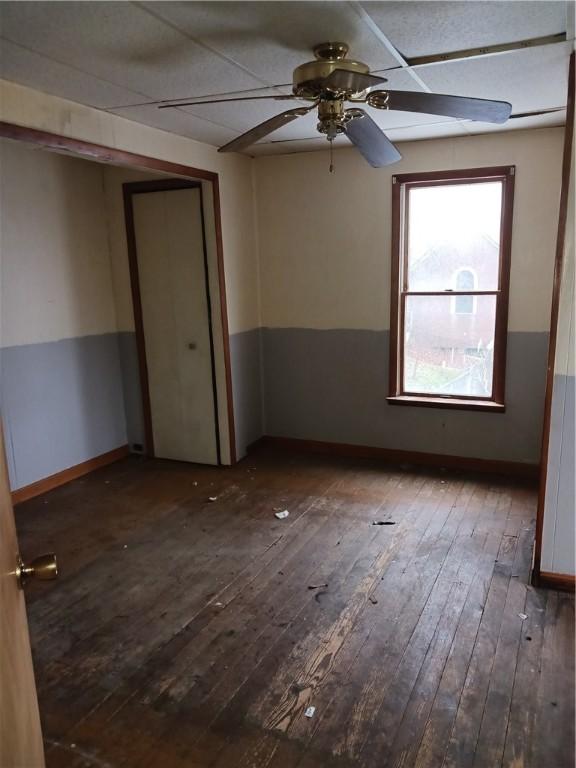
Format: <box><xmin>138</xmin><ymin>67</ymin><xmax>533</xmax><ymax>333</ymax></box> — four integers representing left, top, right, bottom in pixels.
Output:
<box><xmin>388</xmin><ymin>166</ymin><xmax>514</xmax><ymax>411</ymax></box>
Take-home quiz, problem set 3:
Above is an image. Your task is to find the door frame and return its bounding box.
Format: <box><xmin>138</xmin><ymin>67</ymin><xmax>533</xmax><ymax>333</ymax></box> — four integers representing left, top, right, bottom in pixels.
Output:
<box><xmin>123</xmin><ymin>178</ymin><xmax>221</xmax><ymax>463</ymax></box>
<box><xmin>0</xmin><ymin>121</ymin><xmax>237</xmax><ymax>463</ymax></box>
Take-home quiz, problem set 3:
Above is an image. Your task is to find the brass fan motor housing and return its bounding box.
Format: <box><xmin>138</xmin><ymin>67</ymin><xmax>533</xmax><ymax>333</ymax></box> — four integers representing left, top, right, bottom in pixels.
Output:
<box><xmin>293</xmin><ymin>41</ymin><xmax>371</xmax><ymax>99</ymax></box>
<box><xmin>317</xmin><ymin>99</ymin><xmax>348</xmax><ymax>137</ymax></box>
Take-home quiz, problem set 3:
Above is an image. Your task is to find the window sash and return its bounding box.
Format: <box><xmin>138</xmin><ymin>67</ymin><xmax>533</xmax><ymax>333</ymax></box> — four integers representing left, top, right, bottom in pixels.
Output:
<box><xmin>402</xmin><ymin>178</ymin><xmax>504</xmax><ymax>294</ymax></box>
<box><xmin>398</xmin><ymin>292</ymin><xmax>498</xmax><ymax>400</ymax></box>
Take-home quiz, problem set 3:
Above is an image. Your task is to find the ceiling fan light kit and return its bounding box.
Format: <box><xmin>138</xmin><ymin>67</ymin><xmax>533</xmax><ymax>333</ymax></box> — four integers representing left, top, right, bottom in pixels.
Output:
<box><xmin>160</xmin><ymin>42</ymin><xmax>513</xmax><ymax>168</ymax></box>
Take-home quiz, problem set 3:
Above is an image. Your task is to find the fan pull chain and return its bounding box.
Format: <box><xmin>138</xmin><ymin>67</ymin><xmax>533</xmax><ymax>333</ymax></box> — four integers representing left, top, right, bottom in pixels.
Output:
<box><xmin>329</xmin><ymin>139</ymin><xmax>334</xmax><ymax>174</ymax></box>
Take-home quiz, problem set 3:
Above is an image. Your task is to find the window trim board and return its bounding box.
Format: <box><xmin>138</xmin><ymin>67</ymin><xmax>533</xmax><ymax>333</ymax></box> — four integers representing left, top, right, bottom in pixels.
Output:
<box><xmin>386</xmin><ymin>395</ymin><xmax>506</xmax><ymax>412</ymax></box>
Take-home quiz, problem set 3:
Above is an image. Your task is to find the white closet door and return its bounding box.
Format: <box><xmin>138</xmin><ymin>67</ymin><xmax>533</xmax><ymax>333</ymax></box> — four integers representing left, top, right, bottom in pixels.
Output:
<box><xmin>133</xmin><ymin>187</ymin><xmax>218</xmax><ymax>464</ymax></box>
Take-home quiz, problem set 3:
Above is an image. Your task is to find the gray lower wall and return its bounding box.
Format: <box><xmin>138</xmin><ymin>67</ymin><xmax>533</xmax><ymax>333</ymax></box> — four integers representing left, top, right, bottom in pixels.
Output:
<box><xmin>230</xmin><ymin>328</ymin><xmax>264</xmax><ymax>458</ymax></box>
<box><xmin>543</xmin><ymin>373</ymin><xmax>575</xmax><ymax>572</ymax></box>
<box><xmin>117</xmin><ymin>332</ymin><xmax>146</xmax><ymax>450</ymax></box>
<box><xmin>261</xmin><ymin>328</ymin><xmax>549</xmax><ymax>464</ymax></box>
<box><xmin>0</xmin><ymin>333</ymin><xmax>128</xmax><ymax>490</ymax></box>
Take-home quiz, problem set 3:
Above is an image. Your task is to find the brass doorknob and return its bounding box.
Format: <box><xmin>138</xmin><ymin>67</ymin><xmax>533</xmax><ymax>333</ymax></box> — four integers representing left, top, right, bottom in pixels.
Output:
<box><xmin>16</xmin><ymin>553</ymin><xmax>58</xmax><ymax>589</ymax></box>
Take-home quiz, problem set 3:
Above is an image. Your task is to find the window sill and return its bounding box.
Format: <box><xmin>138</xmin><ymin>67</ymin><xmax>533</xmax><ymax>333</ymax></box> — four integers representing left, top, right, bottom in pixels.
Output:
<box><xmin>387</xmin><ymin>395</ymin><xmax>506</xmax><ymax>413</ymax></box>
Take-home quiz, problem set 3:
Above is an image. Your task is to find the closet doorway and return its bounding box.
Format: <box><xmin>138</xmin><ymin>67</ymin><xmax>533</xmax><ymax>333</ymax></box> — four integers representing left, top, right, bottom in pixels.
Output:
<box><xmin>124</xmin><ymin>180</ymin><xmax>220</xmax><ymax>465</ymax></box>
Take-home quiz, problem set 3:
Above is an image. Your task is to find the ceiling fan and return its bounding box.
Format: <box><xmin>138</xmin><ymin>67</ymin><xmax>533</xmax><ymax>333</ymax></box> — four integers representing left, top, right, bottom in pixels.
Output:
<box><xmin>159</xmin><ymin>42</ymin><xmax>513</xmax><ymax>168</ymax></box>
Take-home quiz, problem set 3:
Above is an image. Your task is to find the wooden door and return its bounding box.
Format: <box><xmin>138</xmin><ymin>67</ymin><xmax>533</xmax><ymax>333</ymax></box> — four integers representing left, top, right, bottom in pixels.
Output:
<box><xmin>0</xmin><ymin>423</ymin><xmax>45</xmax><ymax>767</ymax></box>
<box><xmin>132</xmin><ymin>187</ymin><xmax>219</xmax><ymax>465</ymax></box>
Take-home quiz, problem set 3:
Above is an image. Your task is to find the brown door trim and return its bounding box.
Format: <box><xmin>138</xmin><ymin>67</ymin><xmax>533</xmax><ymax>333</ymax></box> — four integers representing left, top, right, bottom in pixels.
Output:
<box><xmin>0</xmin><ymin>121</ymin><xmax>237</xmax><ymax>463</ymax></box>
<box><xmin>532</xmin><ymin>52</ymin><xmax>574</xmax><ymax>584</ymax></box>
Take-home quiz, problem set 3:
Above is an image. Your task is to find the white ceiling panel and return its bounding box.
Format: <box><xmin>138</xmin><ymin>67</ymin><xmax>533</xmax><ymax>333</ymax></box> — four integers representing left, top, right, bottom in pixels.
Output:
<box><xmin>180</xmin><ymin>94</ymin><xmax>309</xmax><ymax>134</ymax></box>
<box><xmin>419</xmin><ymin>43</ymin><xmax>571</xmax><ymax>115</ymax></box>
<box><xmin>362</xmin><ymin>1</ymin><xmax>569</xmax><ymax>58</ymax></box>
<box><xmin>385</xmin><ymin>121</ymin><xmax>466</xmax><ymax>142</ymax></box>
<box><xmin>142</xmin><ymin>1</ymin><xmax>400</xmax><ymax>85</ymax></box>
<box><xmin>372</xmin><ymin>65</ymin><xmax>426</xmax><ymax>90</ymax></box>
<box><xmin>458</xmin><ymin>108</ymin><xmax>566</xmax><ymax>136</ymax></box>
<box><xmin>250</xmin><ymin>135</ymin><xmax>347</xmax><ymax>156</ymax></box>
<box><xmin>259</xmin><ymin>109</ymin><xmax>321</xmax><ymax>143</ymax></box>
<box><xmin>363</xmin><ymin>107</ymin><xmax>456</xmax><ymax>131</ymax></box>
<box><xmin>0</xmin><ymin>1</ymin><xmax>265</xmax><ymax>101</ymax></box>
<box><xmin>0</xmin><ymin>39</ymin><xmax>146</xmax><ymax>108</ymax></box>
<box><xmin>110</xmin><ymin>103</ymin><xmax>237</xmax><ymax>146</ymax></box>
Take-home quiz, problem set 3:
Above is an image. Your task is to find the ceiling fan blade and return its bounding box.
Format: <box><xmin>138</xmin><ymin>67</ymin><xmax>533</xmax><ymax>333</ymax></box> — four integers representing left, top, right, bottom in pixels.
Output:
<box><xmin>323</xmin><ymin>68</ymin><xmax>387</xmax><ymax>93</ymax></box>
<box><xmin>510</xmin><ymin>106</ymin><xmax>565</xmax><ymax>119</ymax></box>
<box><xmin>159</xmin><ymin>94</ymin><xmax>297</xmax><ymax>109</ymax></box>
<box><xmin>372</xmin><ymin>90</ymin><xmax>511</xmax><ymax>124</ymax></box>
<box><xmin>218</xmin><ymin>106</ymin><xmax>313</xmax><ymax>153</ymax></box>
<box><xmin>344</xmin><ymin>109</ymin><xmax>402</xmax><ymax>168</ymax></box>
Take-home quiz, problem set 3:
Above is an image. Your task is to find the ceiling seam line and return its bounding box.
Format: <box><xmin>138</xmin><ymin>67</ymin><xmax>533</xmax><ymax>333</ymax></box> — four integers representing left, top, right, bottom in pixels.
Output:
<box><xmin>103</xmin><ymin>84</ymin><xmax>294</xmax><ymax>111</ymax></box>
<box><xmin>348</xmin><ymin>1</ymin><xmax>431</xmax><ymax>92</ymax></box>
<box><xmin>372</xmin><ymin>38</ymin><xmax>568</xmax><ymax>76</ymax></box>
<box><xmin>132</xmin><ymin>1</ymin><xmax>286</xmax><ymax>95</ymax></box>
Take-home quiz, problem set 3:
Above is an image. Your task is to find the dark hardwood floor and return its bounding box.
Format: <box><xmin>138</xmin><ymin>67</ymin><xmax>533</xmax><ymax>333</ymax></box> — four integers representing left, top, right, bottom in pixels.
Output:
<box><xmin>15</xmin><ymin>449</ymin><xmax>574</xmax><ymax>768</ymax></box>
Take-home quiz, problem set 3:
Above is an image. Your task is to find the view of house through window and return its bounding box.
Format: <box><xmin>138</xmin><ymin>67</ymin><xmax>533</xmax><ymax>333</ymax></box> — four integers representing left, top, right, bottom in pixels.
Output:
<box><xmin>390</xmin><ymin>168</ymin><xmax>514</xmax><ymax>406</ymax></box>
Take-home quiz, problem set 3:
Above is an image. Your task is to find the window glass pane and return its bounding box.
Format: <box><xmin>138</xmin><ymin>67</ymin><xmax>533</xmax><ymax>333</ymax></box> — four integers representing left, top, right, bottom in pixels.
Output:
<box><xmin>407</xmin><ymin>182</ymin><xmax>502</xmax><ymax>291</ymax></box>
<box><xmin>456</xmin><ymin>269</ymin><xmax>475</xmax><ymax>290</ymax></box>
<box><xmin>403</xmin><ymin>295</ymin><xmax>497</xmax><ymax>397</ymax></box>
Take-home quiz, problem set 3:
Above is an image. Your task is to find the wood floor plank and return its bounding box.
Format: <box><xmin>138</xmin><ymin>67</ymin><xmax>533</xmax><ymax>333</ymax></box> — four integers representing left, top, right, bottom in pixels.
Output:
<box><xmin>470</xmin><ymin>522</ymin><xmax>535</xmax><ymax>768</ymax></box>
<box><xmin>412</xmin><ymin>497</ymin><xmax>514</xmax><ymax>768</ymax></box>
<box><xmin>500</xmin><ymin>580</ymin><xmax>547</xmax><ymax>768</ymax></box>
<box><xmin>437</xmin><ymin>519</ymin><xmax>520</xmax><ymax>767</ymax></box>
<box><xmin>530</xmin><ymin>591</ymin><xmax>575</xmax><ymax>768</ymax></box>
<box><xmin>361</xmin><ymin>484</ymin><xmax>504</xmax><ymax>768</ymax></box>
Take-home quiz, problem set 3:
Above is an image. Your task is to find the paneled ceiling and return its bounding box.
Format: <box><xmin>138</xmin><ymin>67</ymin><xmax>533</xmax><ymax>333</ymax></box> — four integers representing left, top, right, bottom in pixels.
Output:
<box><xmin>0</xmin><ymin>1</ymin><xmax>572</xmax><ymax>155</ymax></box>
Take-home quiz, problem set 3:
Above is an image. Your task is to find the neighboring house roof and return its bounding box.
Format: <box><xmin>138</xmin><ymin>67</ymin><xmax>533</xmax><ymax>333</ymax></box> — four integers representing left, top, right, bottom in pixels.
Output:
<box><xmin>410</xmin><ymin>232</ymin><xmax>499</xmax><ymax>274</ymax></box>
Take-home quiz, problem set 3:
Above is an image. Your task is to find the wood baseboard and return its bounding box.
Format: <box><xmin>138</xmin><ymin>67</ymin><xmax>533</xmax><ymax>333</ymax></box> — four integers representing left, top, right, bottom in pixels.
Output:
<box><xmin>533</xmin><ymin>570</ymin><xmax>576</xmax><ymax>592</ymax></box>
<box><xmin>11</xmin><ymin>445</ymin><xmax>130</xmax><ymax>505</ymax></box>
<box><xmin>249</xmin><ymin>435</ymin><xmax>539</xmax><ymax>481</ymax></box>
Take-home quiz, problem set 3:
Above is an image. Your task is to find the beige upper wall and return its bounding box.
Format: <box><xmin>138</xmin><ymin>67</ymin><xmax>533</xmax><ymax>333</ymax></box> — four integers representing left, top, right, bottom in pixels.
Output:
<box><xmin>0</xmin><ymin>139</ymin><xmax>118</xmax><ymax>347</ymax></box>
<box><xmin>0</xmin><ymin>79</ymin><xmax>260</xmax><ymax>335</ymax></box>
<box><xmin>255</xmin><ymin>127</ymin><xmax>564</xmax><ymax>332</ymax></box>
